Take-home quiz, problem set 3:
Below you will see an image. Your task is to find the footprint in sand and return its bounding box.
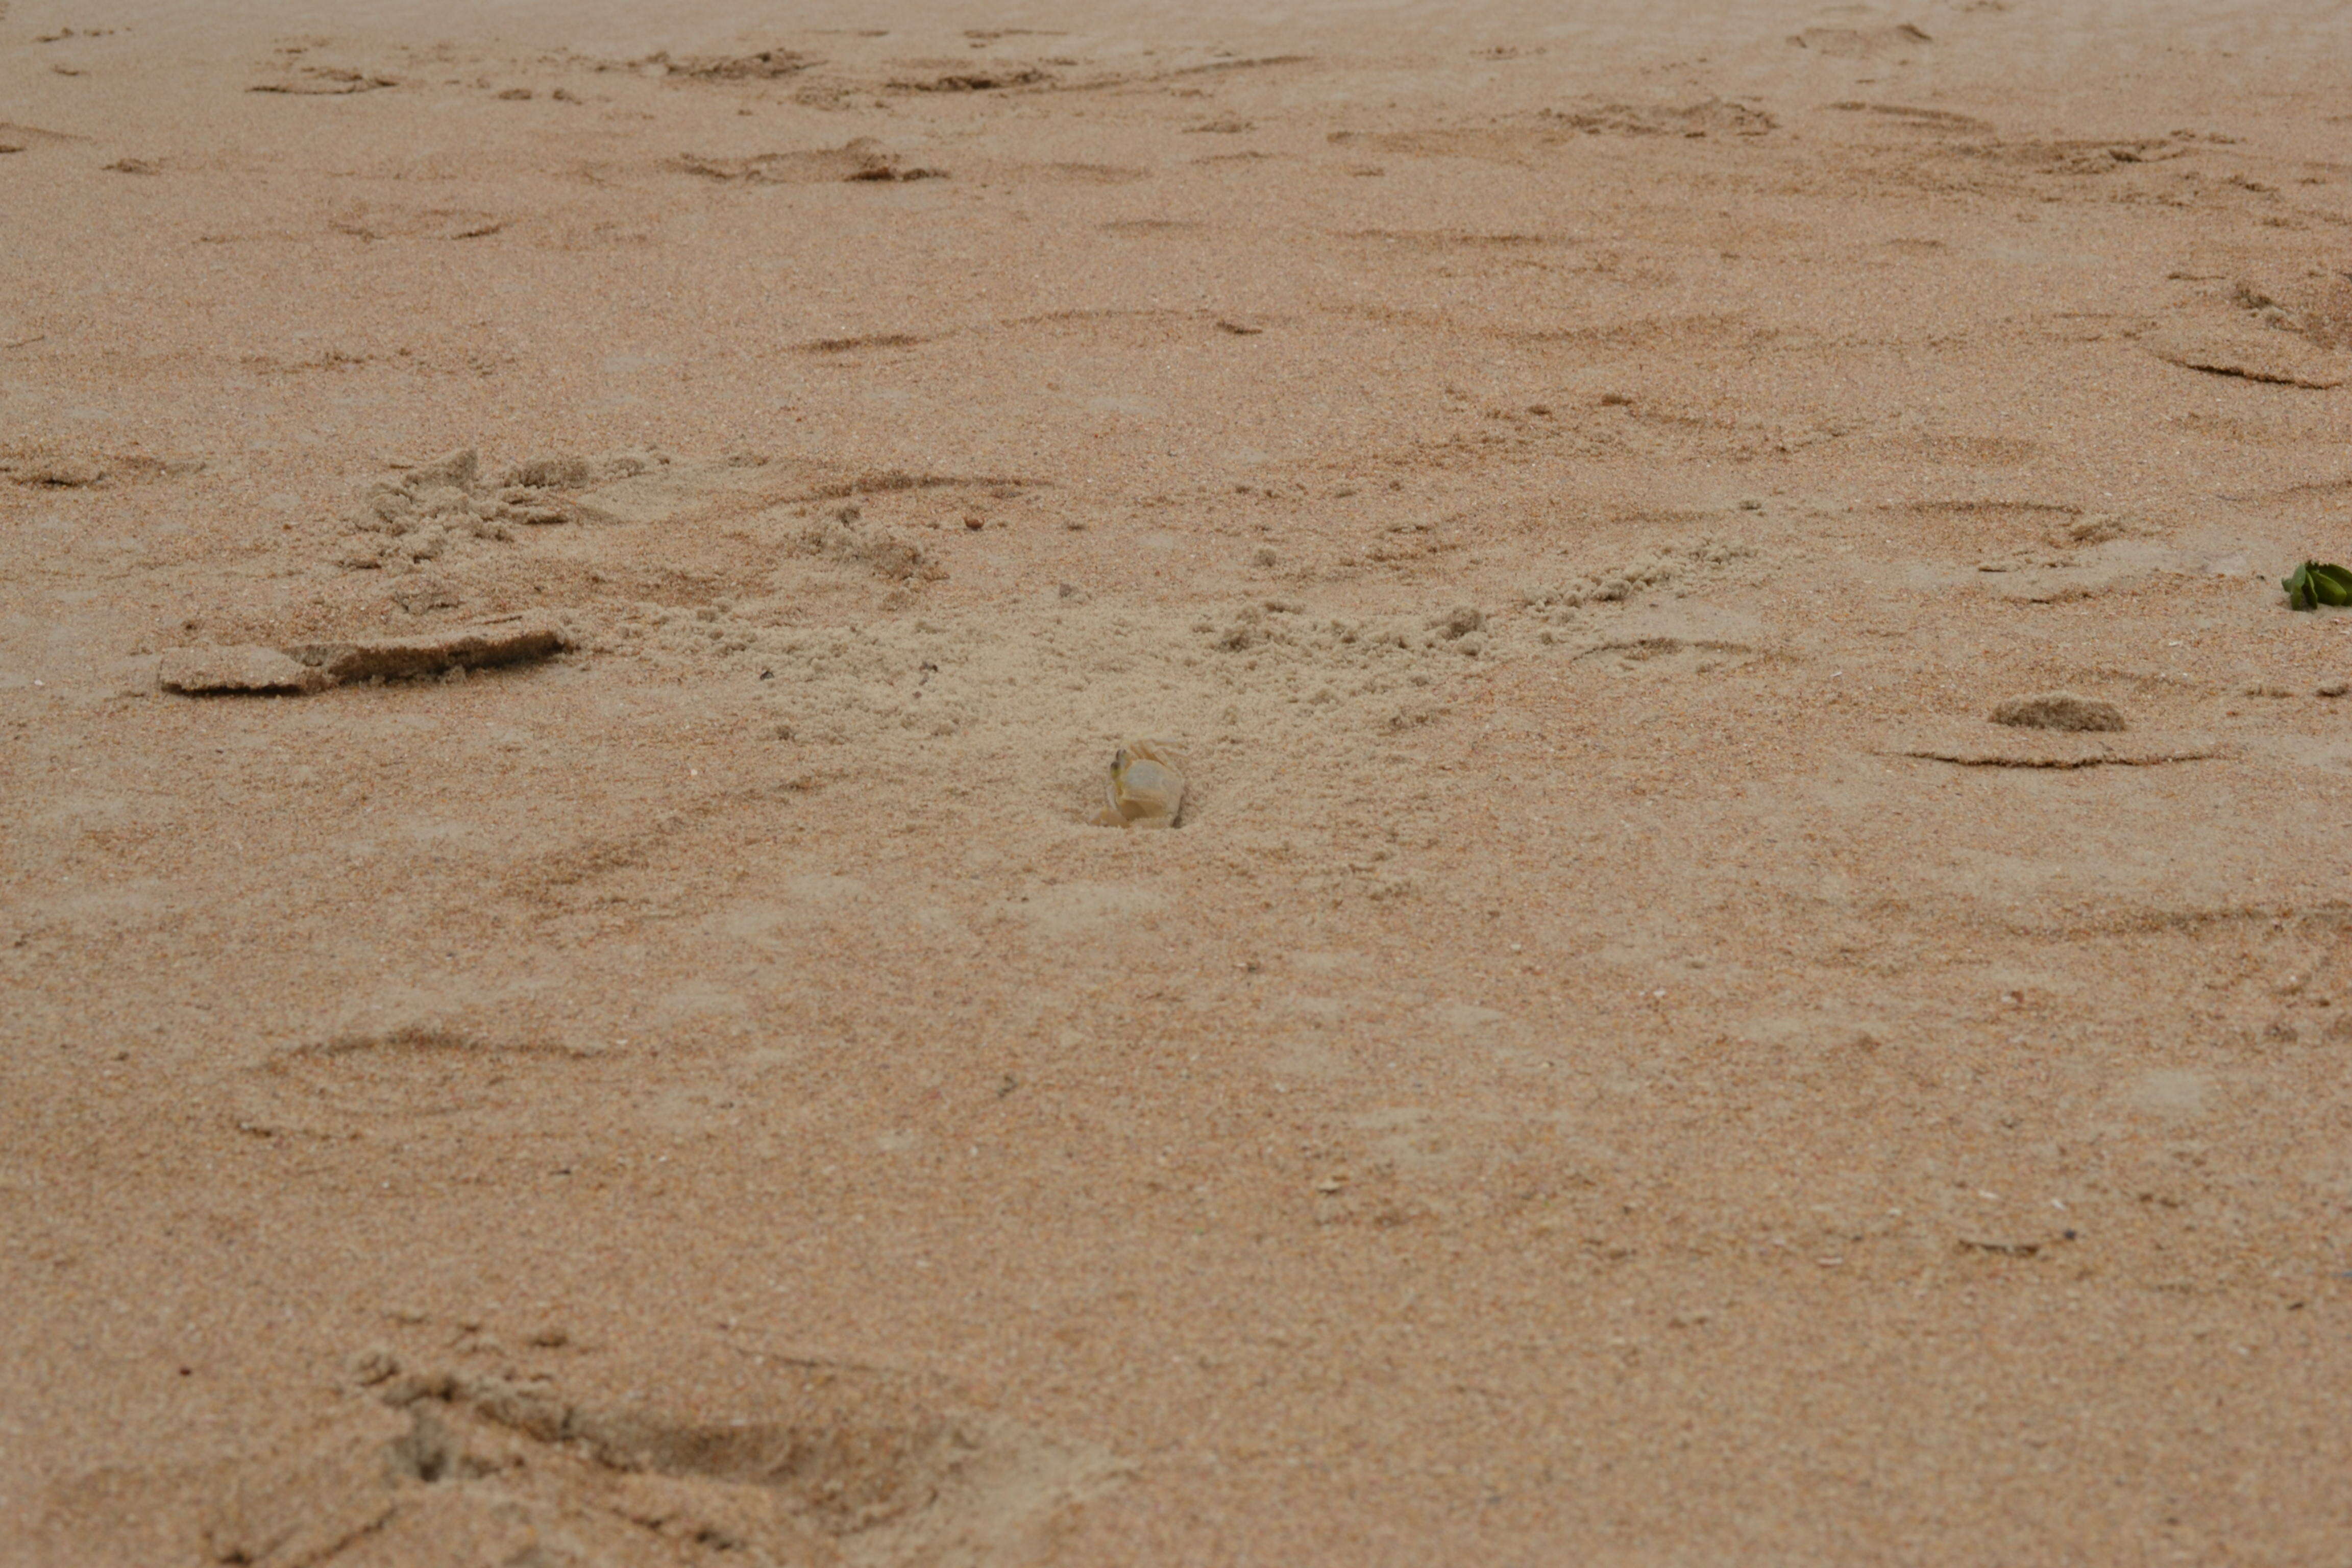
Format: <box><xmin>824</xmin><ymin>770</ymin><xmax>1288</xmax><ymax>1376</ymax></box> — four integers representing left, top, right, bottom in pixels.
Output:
<box><xmin>670</xmin><ymin>138</ymin><xmax>946</xmax><ymax>184</ymax></box>
<box><xmin>41</xmin><ymin>1359</ymin><xmax>1120</xmax><ymax>1567</ymax></box>
<box><xmin>248</xmin><ymin>63</ymin><xmax>399</xmax><ymax>94</ymax></box>
<box><xmin>1788</xmin><ymin>23</ymin><xmax>1934</xmax><ymax>57</ymax></box>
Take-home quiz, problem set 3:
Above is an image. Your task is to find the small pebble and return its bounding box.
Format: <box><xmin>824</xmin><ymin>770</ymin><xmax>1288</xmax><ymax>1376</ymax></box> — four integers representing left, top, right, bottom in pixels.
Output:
<box><xmin>2318</xmin><ymin>679</ymin><xmax>2348</xmax><ymax>698</ymax></box>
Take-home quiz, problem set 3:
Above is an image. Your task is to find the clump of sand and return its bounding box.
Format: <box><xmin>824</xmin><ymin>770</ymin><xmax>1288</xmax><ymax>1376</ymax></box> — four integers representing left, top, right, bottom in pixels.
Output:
<box><xmin>1521</xmin><ymin>537</ymin><xmax>1755</xmax><ymax>618</ymax></box>
<box><xmin>338</xmin><ymin>447</ymin><xmax>655</xmax><ymax>571</ymax></box>
<box><xmin>1989</xmin><ymin>692</ymin><xmax>2128</xmax><ymax>731</ymax></box>
<box><xmin>797</xmin><ymin>504</ymin><xmax>946</xmax><ymax>582</ymax></box>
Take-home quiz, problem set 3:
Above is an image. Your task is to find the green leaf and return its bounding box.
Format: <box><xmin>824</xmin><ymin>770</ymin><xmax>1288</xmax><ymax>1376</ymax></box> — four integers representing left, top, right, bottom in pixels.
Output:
<box><xmin>2284</xmin><ymin>560</ymin><xmax>2352</xmax><ymax>610</ymax></box>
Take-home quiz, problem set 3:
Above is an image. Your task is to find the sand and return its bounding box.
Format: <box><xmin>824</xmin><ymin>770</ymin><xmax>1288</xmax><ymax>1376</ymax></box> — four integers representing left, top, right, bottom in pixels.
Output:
<box><xmin>5</xmin><ymin>0</ymin><xmax>2352</xmax><ymax>1561</ymax></box>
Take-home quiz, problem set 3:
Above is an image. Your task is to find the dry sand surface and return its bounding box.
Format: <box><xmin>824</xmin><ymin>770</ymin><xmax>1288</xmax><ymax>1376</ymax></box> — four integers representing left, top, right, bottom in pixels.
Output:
<box><xmin>6</xmin><ymin>0</ymin><xmax>2352</xmax><ymax>1561</ymax></box>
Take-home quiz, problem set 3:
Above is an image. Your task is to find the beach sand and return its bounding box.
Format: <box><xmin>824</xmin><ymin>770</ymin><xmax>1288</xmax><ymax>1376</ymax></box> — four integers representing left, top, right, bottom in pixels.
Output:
<box><xmin>5</xmin><ymin>0</ymin><xmax>2351</xmax><ymax>1561</ymax></box>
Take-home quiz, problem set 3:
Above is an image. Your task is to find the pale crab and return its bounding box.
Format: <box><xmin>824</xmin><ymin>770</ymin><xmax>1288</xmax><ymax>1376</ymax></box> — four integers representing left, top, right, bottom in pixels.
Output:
<box><xmin>1092</xmin><ymin>739</ymin><xmax>1189</xmax><ymax>828</ymax></box>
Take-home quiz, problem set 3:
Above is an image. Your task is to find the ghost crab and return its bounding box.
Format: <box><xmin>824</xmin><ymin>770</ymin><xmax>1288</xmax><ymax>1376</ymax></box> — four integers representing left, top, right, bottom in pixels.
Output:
<box><xmin>1092</xmin><ymin>739</ymin><xmax>1189</xmax><ymax>828</ymax></box>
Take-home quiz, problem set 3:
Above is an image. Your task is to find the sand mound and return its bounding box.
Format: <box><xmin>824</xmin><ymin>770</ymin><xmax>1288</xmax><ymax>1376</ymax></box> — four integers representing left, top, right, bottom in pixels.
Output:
<box><xmin>157</xmin><ymin>645</ymin><xmax>333</xmax><ymax>695</ymax></box>
<box><xmin>1990</xmin><ymin>692</ymin><xmax>2128</xmax><ymax>731</ymax></box>
<box><xmin>159</xmin><ymin>618</ymin><xmax>570</xmax><ymax>694</ymax></box>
